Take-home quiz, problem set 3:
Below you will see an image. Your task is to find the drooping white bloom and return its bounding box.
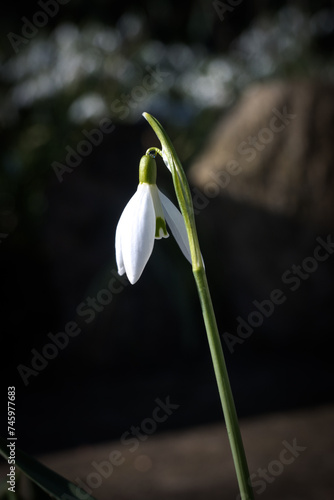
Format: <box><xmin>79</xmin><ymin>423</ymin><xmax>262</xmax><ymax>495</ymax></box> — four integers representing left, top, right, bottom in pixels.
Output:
<box><xmin>115</xmin><ymin>154</ymin><xmax>191</xmax><ymax>284</ymax></box>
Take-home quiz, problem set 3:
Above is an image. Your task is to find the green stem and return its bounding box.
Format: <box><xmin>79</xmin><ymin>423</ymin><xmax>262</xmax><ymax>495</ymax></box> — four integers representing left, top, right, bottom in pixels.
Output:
<box><xmin>143</xmin><ymin>112</ymin><xmax>254</xmax><ymax>500</ymax></box>
<box><xmin>193</xmin><ymin>267</ymin><xmax>254</xmax><ymax>500</ymax></box>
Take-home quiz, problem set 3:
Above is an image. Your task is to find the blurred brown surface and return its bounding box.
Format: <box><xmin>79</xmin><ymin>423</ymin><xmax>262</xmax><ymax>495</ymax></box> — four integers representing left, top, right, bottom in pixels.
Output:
<box><xmin>189</xmin><ymin>80</ymin><xmax>334</xmax><ymax>230</ymax></box>
<box><xmin>5</xmin><ymin>403</ymin><xmax>332</xmax><ymax>500</ymax></box>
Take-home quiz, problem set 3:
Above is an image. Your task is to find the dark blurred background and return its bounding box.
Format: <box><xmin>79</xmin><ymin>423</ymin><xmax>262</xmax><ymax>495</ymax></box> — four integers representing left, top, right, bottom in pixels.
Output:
<box><xmin>1</xmin><ymin>0</ymin><xmax>334</xmax><ymax>458</ymax></box>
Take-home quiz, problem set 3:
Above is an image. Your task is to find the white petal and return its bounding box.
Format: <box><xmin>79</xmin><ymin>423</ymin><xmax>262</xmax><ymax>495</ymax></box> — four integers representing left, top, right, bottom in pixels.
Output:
<box><xmin>158</xmin><ymin>189</ymin><xmax>192</xmax><ymax>264</ymax></box>
<box><xmin>116</xmin><ymin>184</ymin><xmax>156</xmax><ymax>284</ymax></box>
<box><xmin>115</xmin><ymin>218</ymin><xmax>125</xmax><ymax>276</ymax></box>
<box><xmin>149</xmin><ymin>184</ymin><xmax>169</xmax><ymax>239</ymax></box>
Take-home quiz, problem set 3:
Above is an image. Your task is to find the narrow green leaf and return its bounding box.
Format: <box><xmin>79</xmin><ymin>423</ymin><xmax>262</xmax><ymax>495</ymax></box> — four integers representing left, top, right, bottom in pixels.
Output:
<box><xmin>0</xmin><ymin>436</ymin><xmax>97</xmax><ymax>500</ymax></box>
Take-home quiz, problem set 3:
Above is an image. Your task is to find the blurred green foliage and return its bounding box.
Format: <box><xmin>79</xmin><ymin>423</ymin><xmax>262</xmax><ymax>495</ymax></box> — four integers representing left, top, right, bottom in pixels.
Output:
<box><xmin>0</xmin><ymin>2</ymin><xmax>333</xmax><ymax>282</ymax></box>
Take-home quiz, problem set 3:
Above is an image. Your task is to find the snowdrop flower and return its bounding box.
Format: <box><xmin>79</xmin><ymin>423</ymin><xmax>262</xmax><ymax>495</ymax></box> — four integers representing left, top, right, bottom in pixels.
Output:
<box><xmin>116</xmin><ymin>153</ymin><xmax>191</xmax><ymax>284</ymax></box>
